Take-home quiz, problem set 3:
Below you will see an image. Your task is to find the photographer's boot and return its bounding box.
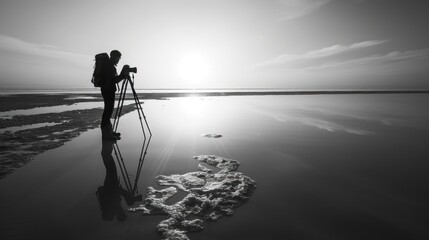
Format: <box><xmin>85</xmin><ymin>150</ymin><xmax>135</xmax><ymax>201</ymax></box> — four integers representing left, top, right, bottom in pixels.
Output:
<box><xmin>102</xmin><ymin>134</ymin><xmax>118</xmax><ymax>141</ymax></box>
<box><xmin>102</xmin><ymin>127</ymin><xmax>118</xmax><ymax>141</ymax></box>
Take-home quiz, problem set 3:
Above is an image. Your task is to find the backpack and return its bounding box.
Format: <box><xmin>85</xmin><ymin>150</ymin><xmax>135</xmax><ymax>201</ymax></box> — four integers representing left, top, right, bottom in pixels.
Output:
<box><xmin>91</xmin><ymin>53</ymin><xmax>109</xmax><ymax>87</ymax></box>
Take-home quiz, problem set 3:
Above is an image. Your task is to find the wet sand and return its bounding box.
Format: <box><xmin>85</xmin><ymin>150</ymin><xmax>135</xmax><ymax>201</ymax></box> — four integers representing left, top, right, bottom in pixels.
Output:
<box><xmin>1</xmin><ymin>93</ymin><xmax>429</xmax><ymax>239</ymax></box>
<box><xmin>0</xmin><ymin>99</ymin><xmax>135</xmax><ymax>178</ymax></box>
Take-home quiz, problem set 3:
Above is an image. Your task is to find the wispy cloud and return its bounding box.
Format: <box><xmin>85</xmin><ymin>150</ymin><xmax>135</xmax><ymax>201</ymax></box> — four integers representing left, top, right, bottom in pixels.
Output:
<box><xmin>255</xmin><ymin>39</ymin><xmax>429</xmax><ymax>78</ymax></box>
<box><xmin>0</xmin><ymin>34</ymin><xmax>91</xmax><ymax>65</ymax></box>
<box><xmin>303</xmin><ymin>40</ymin><xmax>387</xmax><ymax>58</ymax></box>
<box><xmin>253</xmin><ymin>39</ymin><xmax>429</xmax><ymax>89</ymax></box>
<box><xmin>275</xmin><ymin>0</ymin><xmax>332</xmax><ymax>21</ymax></box>
<box><xmin>258</xmin><ymin>40</ymin><xmax>387</xmax><ymax>68</ymax></box>
<box><xmin>307</xmin><ymin>48</ymin><xmax>429</xmax><ymax>70</ymax></box>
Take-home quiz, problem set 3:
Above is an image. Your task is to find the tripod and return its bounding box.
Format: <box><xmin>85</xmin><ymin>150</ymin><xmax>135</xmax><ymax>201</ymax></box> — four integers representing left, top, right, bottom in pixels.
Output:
<box><xmin>113</xmin><ymin>74</ymin><xmax>152</xmax><ymax>138</ymax></box>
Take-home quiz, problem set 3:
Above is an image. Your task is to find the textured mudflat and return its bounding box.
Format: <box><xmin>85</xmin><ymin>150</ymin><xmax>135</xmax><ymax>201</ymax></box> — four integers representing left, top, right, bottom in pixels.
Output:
<box><xmin>0</xmin><ymin>104</ymin><xmax>135</xmax><ymax>178</ymax></box>
<box><xmin>0</xmin><ymin>94</ymin><xmax>102</xmax><ymax>112</ymax></box>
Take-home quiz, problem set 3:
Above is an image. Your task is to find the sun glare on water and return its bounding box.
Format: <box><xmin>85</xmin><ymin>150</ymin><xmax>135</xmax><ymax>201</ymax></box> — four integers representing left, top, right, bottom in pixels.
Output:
<box><xmin>178</xmin><ymin>53</ymin><xmax>210</xmax><ymax>89</ymax></box>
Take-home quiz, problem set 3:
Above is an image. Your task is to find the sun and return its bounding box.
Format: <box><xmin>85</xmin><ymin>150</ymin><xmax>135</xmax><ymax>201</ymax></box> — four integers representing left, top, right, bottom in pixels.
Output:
<box><xmin>178</xmin><ymin>53</ymin><xmax>210</xmax><ymax>89</ymax></box>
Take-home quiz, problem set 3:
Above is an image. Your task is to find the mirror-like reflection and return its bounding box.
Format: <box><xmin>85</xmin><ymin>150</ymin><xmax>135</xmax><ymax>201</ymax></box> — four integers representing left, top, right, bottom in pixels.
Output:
<box><xmin>1</xmin><ymin>94</ymin><xmax>428</xmax><ymax>240</ymax></box>
<box><xmin>97</xmin><ymin>135</ymin><xmax>151</xmax><ymax>221</ymax></box>
<box><xmin>113</xmin><ymin>136</ymin><xmax>152</xmax><ymax>197</ymax></box>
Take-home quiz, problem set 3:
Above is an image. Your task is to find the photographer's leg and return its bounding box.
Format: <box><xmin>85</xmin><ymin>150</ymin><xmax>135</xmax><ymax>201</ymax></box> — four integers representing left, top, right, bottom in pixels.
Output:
<box><xmin>101</xmin><ymin>90</ymin><xmax>116</xmax><ymax>140</ymax></box>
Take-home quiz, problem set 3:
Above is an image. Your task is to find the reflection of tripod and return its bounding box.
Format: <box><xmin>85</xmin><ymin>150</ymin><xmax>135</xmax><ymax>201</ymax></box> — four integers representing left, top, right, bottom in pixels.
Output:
<box><xmin>113</xmin><ymin>74</ymin><xmax>152</xmax><ymax>138</ymax></box>
<box><xmin>112</xmin><ymin>135</ymin><xmax>152</xmax><ymax>197</ymax></box>
<box><xmin>97</xmin><ymin>137</ymin><xmax>151</xmax><ymax>221</ymax></box>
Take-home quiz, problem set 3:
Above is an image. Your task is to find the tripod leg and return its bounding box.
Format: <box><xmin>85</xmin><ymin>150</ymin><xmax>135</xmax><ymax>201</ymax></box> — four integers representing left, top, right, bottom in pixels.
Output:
<box><xmin>131</xmin><ymin>86</ymin><xmax>146</xmax><ymax>138</ymax></box>
<box><xmin>113</xmin><ymin>142</ymin><xmax>133</xmax><ymax>192</ymax></box>
<box><xmin>113</xmin><ymin>80</ymin><xmax>125</xmax><ymax>132</ymax></box>
<box><xmin>130</xmin><ymin>82</ymin><xmax>152</xmax><ymax>136</ymax></box>
<box><xmin>113</xmin><ymin>80</ymin><xmax>128</xmax><ymax>133</ymax></box>
<box><xmin>132</xmin><ymin>135</ymin><xmax>151</xmax><ymax>194</ymax></box>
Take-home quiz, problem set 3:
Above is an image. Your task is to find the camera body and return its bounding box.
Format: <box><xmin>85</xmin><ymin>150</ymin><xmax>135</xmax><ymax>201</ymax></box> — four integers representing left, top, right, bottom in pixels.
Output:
<box><xmin>128</xmin><ymin>67</ymin><xmax>137</xmax><ymax>73</ymax></box>
<box><xmin>122</xmin><ymin>65</ymin><xmax>137</xmax><ymax>74</ymax></box>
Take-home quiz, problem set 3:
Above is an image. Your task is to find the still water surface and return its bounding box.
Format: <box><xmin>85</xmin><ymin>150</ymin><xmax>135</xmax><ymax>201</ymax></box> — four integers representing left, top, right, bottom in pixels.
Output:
<box><xmin>0</xmin><ymin>94</ymin><xmax>428</xmax><ymax>240</ymax></box>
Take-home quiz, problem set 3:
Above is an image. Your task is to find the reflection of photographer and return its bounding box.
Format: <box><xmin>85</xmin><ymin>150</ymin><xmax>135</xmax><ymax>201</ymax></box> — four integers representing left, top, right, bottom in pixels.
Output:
<box><xmin>99</xmin><ymin>50</ymin><xmax>137</xmax><ymax>141</ymax></box>
<box><xmin>96</xmin><ymin>140</ymin><xmax>142</xmax><ymax>221</ymax></box>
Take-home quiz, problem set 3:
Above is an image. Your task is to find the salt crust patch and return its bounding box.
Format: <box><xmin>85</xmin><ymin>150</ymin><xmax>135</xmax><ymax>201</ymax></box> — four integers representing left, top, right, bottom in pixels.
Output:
<box><xmin>128</xmin><ymin>155</ymin><xmax>256</xmax><ymax>240</ymax></box>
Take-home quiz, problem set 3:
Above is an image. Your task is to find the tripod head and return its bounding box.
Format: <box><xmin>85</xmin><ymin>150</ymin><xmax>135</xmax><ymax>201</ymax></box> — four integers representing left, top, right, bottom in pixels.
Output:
<box><xmin>126</xmin><ymin>73</ymin><xmax>134</xmax><ymax>83</ymax></box>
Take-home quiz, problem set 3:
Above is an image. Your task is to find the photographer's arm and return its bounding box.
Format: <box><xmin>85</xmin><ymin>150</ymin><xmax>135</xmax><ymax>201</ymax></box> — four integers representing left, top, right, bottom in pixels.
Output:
<box><xmin>113</xmin><ymin>74</ymin><xmax>126</xmax><ymax>84</ymax></box>
<box><xmin>113</xmin><ymin>65</ymin><xmax>130</xmax><ymax>84</ymax></box>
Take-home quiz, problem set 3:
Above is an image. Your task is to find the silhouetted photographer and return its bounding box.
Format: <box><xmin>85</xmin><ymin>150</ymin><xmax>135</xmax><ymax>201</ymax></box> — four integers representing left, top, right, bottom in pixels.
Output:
<box><xmin>91</xmin><ymin>49</ymin><xmax>150</xmax><ymax>140</ymax></box>
<box><xmin>96</xmin><ymin>50</ymin><xmax>131</xmax><ymax>141</ymax></box>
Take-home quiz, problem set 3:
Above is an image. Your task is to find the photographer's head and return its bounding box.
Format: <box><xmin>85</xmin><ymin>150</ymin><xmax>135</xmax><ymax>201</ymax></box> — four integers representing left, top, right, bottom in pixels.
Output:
<box><xmin>110</xmin><ymin>50</ymin><xmax>122</xmax><ymax>66</ymax></box>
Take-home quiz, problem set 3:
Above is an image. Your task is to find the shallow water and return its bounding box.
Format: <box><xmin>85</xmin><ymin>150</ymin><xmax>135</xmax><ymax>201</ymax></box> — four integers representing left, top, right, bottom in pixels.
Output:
<box><xmin>1</xmin><ymin>94</ymin><xmax>429</xmax><ymax>240</ymax></box>
<box><xmin>0</xmin><ymin>100</ymin><xmax>136</xmax><ymax>119</ymax></box>
<box><xmin>0</xmin><ymin>102</ymin><xmax>104</xmax><ymax>119</ymax></box>
<box><xmin>0</xmin><ymin>122</ymin><xmax>61</xmax><ymax>133</ymax></box>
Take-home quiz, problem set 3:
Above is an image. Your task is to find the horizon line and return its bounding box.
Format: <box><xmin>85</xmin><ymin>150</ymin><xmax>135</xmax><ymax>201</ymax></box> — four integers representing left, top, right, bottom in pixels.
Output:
<box><xmin>1</xmin><ymin>88</ymin><xmax>429</xmax><ymax>96</ymax></box>
<box><xmin>2</xmin><ymin>87</ymin><xmax>429</xmax><ymax>91</ymax></box>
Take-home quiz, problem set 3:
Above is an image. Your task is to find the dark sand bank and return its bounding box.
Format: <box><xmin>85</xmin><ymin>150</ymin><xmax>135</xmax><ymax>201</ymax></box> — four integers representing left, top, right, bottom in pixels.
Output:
<box><xmin>0</xmin><ymin>94</ymin><xmax>103</xmax><ymax>112</ymax></box>
<box><xmin>0</xmin><ymin>92</ymin><xmax>154</xmax><ymax>178</ymax></box>
<box><xmin>0</xmin><ymin>102</ymin><xmax>135</xmax><ymax>178</ymax></box>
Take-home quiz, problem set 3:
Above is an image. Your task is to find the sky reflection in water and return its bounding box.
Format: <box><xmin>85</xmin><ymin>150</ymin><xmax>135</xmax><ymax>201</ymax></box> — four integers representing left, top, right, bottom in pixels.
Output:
<box><xmin>1</xmin><ymin>94</ymin><xmax>428</xmax><ymax>240</ymax></box>
<box><xmin>129</xmin><ymin>94</ymin><xmax>429</xmax><ymax>239</ymax></box>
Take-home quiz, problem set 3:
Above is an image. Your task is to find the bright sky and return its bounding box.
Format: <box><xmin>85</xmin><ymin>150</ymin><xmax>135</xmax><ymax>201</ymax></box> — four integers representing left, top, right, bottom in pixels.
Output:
<box><xmin>1</xmin><ymin>0</ymin><xmax>429</xmax><ymax>90</ymax></box>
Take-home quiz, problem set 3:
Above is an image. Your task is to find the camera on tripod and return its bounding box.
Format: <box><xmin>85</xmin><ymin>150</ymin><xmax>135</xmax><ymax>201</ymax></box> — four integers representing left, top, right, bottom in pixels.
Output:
<box><xmin>122</xmin><ymin>65</ymin><xmax>137</xmax><ymax>78</ymax></box>
<box><xmin>127</xmin><ymin>66</ymin><xmax>137</xmax><ymax>73</ymax></box>
<box><xmin>114</xmin><ymin>62</ymin><xmax>152</xmax><ymax>137</ymax></box>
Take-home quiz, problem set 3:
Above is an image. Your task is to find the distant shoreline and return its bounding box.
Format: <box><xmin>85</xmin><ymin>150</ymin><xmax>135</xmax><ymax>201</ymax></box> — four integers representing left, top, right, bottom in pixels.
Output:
<box><xmin>1</xmin><ymin>88</ymin><xmax>429</xmax><ymax>96</ymax></box>
<box><xmin>1</xmin><ymin>89</ymin><xmax>429</xmax><ymax>95</ymax></box>
<box><xmin>1</xmin><ymin>90</ymin><xmax>428</xmax><ymax>112</ymax></box>
<box><xmin>135</xmin><ymin>89</ymin><xmax>429</xmax><ymax>98</ymax></box>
